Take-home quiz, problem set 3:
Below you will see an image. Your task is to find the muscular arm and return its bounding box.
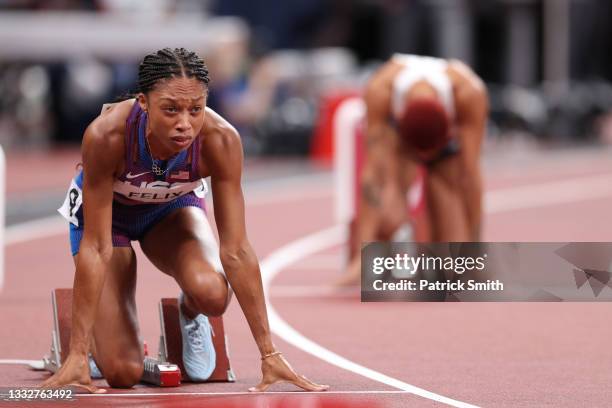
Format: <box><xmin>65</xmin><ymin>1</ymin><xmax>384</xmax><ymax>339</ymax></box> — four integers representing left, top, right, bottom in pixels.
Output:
<box><xmin>204</xmin><ymin>121</ymin><xmax>274</xmax><ymax>357</ymax></box>
<box><xmin>357</xmin><ymin>70</ymin><xmax>396</xmax><ymax>243</ymax></box>
<box><xmin>204</xmin><ymin>111</ymin><xmax>328</xmax><ymax>392</ymax></box>
<box><xmin>70</xmin><ymin>120</ymin><xmax>121</xmax><ymax>355</ymax></box>
<box><xmin>335</xmin><ymin>70</ymin><xmax>399</xmax><ymax>286</ymax></box>
<box><xmin>454</xmin><ymin>66</ymin><xmax>488</xmax><ymax>241</ymax></box>
<box><xmin>41</xmin><ymin>102</ymin><xmax>127</xmax><ymax>392</ymax></box>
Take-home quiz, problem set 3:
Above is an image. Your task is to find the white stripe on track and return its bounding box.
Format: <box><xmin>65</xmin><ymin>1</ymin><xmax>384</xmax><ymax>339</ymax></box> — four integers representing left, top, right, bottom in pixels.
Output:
<box><xmin>5</xmin><ymin>216</ymin><xmax>66</xmax><ymax>245</ymax></box>
<box><xmin>0</xmin><ymin>359</ymin><xmax>42</xmax><ymax>366</ymax></box>
<box><xmin>255</xmin><ymin>172</ymin><xmax>612</xmax><ymax>406</ymax></box>
<box><xmin>260</xmin><ymin>224</ymin><xmax>479</xmax><ymax>408</ymax></box>
<box><xmin>270</xmin><ymin>285</ymin><xmax>356</xmax><ymax>298</ymax></box>
<box><xmin>486</xmin><ymin>173</ymin><xmax>612</xmax><ymax>213</ymax></box>
<box><xmin>6</xmin><ymin>171</ymin><xmax>612</xmax><ymax>247</ymax></box>
<box><xmin>72</xmin><ymin>390</ymin><xmax>415</xmax><ymax>397</ymax></box>
<box><xmin>3</xmin><ymin>174</ymin><xmax>333</xmax><ymax>246</ymax></box>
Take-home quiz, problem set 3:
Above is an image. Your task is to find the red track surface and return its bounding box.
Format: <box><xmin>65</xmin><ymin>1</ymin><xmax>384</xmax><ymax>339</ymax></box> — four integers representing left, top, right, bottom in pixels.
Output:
<box><xmin>1</xmin><ymin>147</ymin><xmax>612</xmax><ymax>407</ymax></box>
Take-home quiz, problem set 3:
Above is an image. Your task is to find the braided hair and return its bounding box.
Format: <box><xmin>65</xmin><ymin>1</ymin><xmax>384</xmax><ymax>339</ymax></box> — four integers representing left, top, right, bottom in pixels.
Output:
<box><xmin>138</xmin><ymin>47</ymin><xmax>210</xmax><ymax>94</ymax></box>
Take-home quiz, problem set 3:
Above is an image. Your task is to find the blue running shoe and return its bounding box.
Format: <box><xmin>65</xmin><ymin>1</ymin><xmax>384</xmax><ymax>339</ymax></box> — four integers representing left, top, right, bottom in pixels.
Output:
<box><xmin>88</xmin><ymin>354</ymin><xmax>103</xmax><ymax>379</ymax></box>
<box><xmin>178</xmin><ymin>293</ymin><xmax>216</xmax><ymax>381</ymax></box>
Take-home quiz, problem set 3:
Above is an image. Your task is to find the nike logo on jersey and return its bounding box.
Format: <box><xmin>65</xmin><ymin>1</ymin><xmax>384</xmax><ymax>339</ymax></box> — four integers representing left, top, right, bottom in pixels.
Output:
<box><xmin>125</xmin><ymin>171</ymin><xmax>151</xmax><ymax>179</ymax></box>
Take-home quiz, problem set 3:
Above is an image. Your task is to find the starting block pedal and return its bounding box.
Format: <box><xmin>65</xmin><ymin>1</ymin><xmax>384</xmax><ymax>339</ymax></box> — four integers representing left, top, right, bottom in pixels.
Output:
<box><xmin>157</xmin><ymin>298</ymin><xmax>235</xmax><ymax>382</ymax></box>
<box><xmin>41</xmin><ymin>288</ymin><xmax>181</xmax><ymax>387</ymax></box>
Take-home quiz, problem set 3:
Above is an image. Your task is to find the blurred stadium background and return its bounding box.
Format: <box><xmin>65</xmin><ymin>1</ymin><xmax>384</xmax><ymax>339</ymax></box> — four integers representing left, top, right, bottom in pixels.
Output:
<box><xmin>1</xmin><ymin>5</ymin><xmax>612</xmax><ymax>404</ymax></box>
<box><xmin>0</xmin><ymin>0</ymin><xmax>611</xmax><ymax>225</ymax></box>
<box><xmin>2</xmin><ymin>0</ymin><xmax>612</xmax><ymax>152</ymax></box>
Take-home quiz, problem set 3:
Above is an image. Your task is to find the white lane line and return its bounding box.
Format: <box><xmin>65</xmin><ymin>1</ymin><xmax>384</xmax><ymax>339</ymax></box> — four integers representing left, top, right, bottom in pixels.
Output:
<box><xmin>5</xmin><ymin>216</ymin><xmax>66</xmax><ymax>245</ymax></box>
<box><xmin>283</xmin><ymin>253</ymin><xmax>343</xmax><ymax>270</ymax></box>
<box><xmin>0</xmin><ymin>359</ymin><xmax>42</xmax><ymax>366</ymax></box>
<box><xmin>486</xmin><ymin>173</ymin><xmax>612</xmax><ymax>213</ymax></box>
<box><xmin>270</xmin><ymin>285</ymin><xmax>357</xmax><ymax>298</ymax></box>
<box><xmin>72</xmin><ymin>390</ymin><xmax>413</xmax><ymax>397</ymax></box>
<box><xmin>258</xmin><ymin>172</ymin><xmax>612</xmax><ymax>398</ymax></box>
<box><xmin>3</xmin><ymin>175</ymin><xmax>333</xmax><ymax>247</ymax></box>
<box><xmin>7</xmin><ymin>170</ymin><xmax>612</xmax><ymax>247</ymax></box>
<box><xmin>260</xmin><ymin>225</ymin><xmax>479</xmax><ymax>408</ymax></box>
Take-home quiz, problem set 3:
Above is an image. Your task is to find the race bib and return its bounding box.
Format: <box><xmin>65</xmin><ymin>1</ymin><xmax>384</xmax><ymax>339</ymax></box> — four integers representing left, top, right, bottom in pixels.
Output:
<box><xmin>57</xmin><ymin>178</ymin><xmax>83</xmax><ymax>226</ymax></box>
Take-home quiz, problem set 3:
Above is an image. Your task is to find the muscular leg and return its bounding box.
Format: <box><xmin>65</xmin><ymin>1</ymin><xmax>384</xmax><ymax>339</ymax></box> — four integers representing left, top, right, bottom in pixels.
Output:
<box><xmin>426</xmin><ymin>173</ymin><xmax>470</xmax><ymax>241</ymax></box>
<box><xmin>73</xmin><ymin>247</ymin><xmax>144</xmax><ymax>388</ymax></box>
<box><xmin>140</xmin><ymin>206</ymin><xmax>231</xmax><ymax>318</ymax></box>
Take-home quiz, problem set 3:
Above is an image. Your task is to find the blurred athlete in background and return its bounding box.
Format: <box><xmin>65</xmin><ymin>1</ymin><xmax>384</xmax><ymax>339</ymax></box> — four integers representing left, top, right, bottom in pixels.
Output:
<box><xmin>336</xmin><ymin>54</ymin><xmax>488</xmax><ymax>287</ymax></box>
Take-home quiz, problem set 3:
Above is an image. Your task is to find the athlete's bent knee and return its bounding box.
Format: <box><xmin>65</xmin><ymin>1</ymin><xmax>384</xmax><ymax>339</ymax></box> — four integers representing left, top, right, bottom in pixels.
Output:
<box><xmin>186</xmin><ymin>273</ymin><xmax>230</xmax><ymax>317</ymax></box>
<box><xmin>103</xmin><ymin>359</ymin><xmax>144</xmax><ymax>388</ymax></box>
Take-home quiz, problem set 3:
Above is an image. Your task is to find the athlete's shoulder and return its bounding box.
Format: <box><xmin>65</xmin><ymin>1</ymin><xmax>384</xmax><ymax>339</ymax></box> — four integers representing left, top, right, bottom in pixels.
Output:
<box><xmin>86</xmin><ymin>99</ymin><xmax>133</xmax><ymax>138</ymax></box>
<box><xmin>447</xmin><ymin>60</ymin><xmax>486</xmax><ymax>95</ymax></box>
<box><xmin>201</xmin><ymin>107</ymin><xmax>241</xmax><ymax>151</ymax></box>
<box><xmin>367</xmin><ymin>58</ymin><xmax>402</xmax><ymax>90</ymax></box>
<box><xmin>82</xmin><ymin>99</ymin><xmax>132</xmax><ymax>155</ymax></box>
<box><xmin>199</xmin><ymin>107</ymin><xmax>243</xmax><ymax>176</ymax></box>
<box><xmin>364</xmin><ymin>60</ymin><xmax>400</xmax><ymax>115</ymax></box>
<box><xmin>447</xmin><ymin>61</ymin><xmax>488</xmax><ymax>119</ymax></box>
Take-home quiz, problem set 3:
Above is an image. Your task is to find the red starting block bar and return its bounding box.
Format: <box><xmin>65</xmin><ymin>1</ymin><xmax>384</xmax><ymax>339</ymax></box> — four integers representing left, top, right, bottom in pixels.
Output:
<box><xmin>141</xmin><ymin>357</ymin><xmax>181</xmax><ymax>387</ymax></box>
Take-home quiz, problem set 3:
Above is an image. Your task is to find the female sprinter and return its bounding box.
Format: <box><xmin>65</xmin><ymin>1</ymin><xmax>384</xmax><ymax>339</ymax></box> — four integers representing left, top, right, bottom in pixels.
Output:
<box><xmin>43</xmin><ymin>48</ymin><xmax>328</xmax><ymax>393</ymax></box>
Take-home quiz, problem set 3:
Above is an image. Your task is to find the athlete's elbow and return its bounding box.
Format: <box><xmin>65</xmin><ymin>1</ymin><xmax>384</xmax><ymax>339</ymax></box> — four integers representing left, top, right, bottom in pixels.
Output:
<box><xmin>80</xmin><ymin>237</ymin><xmax>114</xmax><ymax>263</ymax></box>
<box><xmin>220</xmin><ymin>245</ymin><xmax>255</xmax><ymax>272</ymax></box>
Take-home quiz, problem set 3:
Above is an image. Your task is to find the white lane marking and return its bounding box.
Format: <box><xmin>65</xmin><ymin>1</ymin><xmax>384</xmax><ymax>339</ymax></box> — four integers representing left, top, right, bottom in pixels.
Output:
<box><xmin>256</xmin><ymin>173</ymin><xmax>612</xmax><ymax>401</ymax></box>
<box><xmin>270</xmin><ymin>285</ymin><xmax>357</xmax><ymax>298</ymax></box>
<box><xmin>7</xmin><ymin>170</ymin><xmax>612</xmax><ymax>247</ymax></box>
<box><xmin>0</xmin><ymin>146</ymin><xmax>4</xmax><ymax>292</ymax></box>
<box><xmin>5</xmin><ymin>216</ymin><xmax>66</xmax><ymax>245</ymax></box>
<box><xmin>247</xmin><ymin>187</ymin><xmax>330</xmax><ymax>206</ymax></box>
<box><xmin>3</xmin><ymin>175</ymin><xmax>333</xmax><ymax>247</ymax></box>
<box><xmin>284</xmin><ymin>253</ymin><xmax>343</xmax><ymax>270</ymax></box>
<box><xmin>72</xmin><ymin>390</ymin><xmax>414</xmax><ymax>397</ymax></box>
<box><xmin>0</xmin><ymin>359</ymin><xmax>42</xmax><ymax>366</ymax></box>
<box><xmin>260</xmin><ymin>225</ymin><xmax>479</xmax><ymax>408</ymax></box>
<box><xmin>486</xmin><ymin>173</ymin><xmax>612</xmax><ymax>213</ymax></box>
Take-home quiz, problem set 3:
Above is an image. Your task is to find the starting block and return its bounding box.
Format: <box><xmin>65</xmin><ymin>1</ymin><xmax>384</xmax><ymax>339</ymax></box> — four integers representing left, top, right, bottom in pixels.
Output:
<box><xmin>39</xmin><ymin>289</ymin><xmax>234</xmax><ymax>387</ymax></box>
<box><xmin>42</xmin><ymin>288</ymin><xmax>71</xmax><ymax>373</ymax></box>
<box><xmin>41</xmin><ymin>288</ymin><xmax>180</xmax><ymax>387</ymax></box>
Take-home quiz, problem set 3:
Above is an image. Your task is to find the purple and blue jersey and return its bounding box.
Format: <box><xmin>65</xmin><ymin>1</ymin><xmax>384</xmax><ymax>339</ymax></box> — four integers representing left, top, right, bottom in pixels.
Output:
<box><xmin>58</xmin><ymin>101</ymin><xmax>207</xmax><ymax>255</ymax></box>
